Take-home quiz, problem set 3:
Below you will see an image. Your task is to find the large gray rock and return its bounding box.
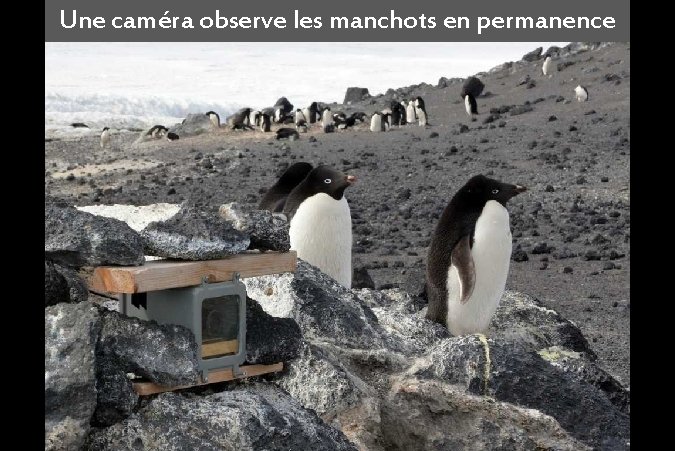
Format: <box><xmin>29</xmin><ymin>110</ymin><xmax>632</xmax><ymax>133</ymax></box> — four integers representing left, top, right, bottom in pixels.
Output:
<box><xmin>169</xmin><ymin>113</ymin><xmax>214</xmax><ymax>137</ymax></box>
<box><xmin>410</xmin><ymin>336</ymin><xmax>630</xmax><ymax>450</ymax></box>
<box><xmin>85</xmin><ymin>385</ymin><xmax>358</xmax><ymax>450</ymax></box>
<box><xmin>45</xmin><ymin>302</ymin><xmax>101</xmax><ymax>451</ymax></box>
<box><xmin>141</xmin><ymin>204</ymin><xmax>250</xmax><ymax>260</ymax></box>
<box><xmin>246</xmin><ymin>296</ymin><xmax>302</xmax><ymax>365</ymax></box>
<box><xmin>219</xmin><ymin>202</ymin><xmax>290</xmax><ymax>252</ymax></box>
<box><xmin>92</xmin><ymin>370</ymin><xmax>138</xmax><ymax>427</ymax></box>
<box><xmin>97</xmin><ymin>309</ymin><xmax>200</xmax><ymax>386</ymax></box>
<box><xmin>45</xmin><ymin>198</ymin><xmax>145</xmax><ymax>267</ymax></box>
<box><xmin>54</xmin><ymin>263</ymin><xmax>89</xmax><ymax>304</ymax></box>
<box><xmin>45</xmin><ymin>260</ymin><xmax>68</xmax><ymax>307</ymax></box>
<box><xmin>382</xmin><ymin>378</ymin><xmax>589</xmax><ymax>450</ymax></box>
<box><xmin>437</xmin><ymin>77</ymin><xmax>464</xmax><ymax>88</ymax></box>
<box><xmin>522</xmin><ymin>46</ymin><xmax>543</xmax><ymax>61</ymax></box>
<box><xmin>343</xmin><ymin>87</ymin><xmax>371</xmax><ymax>104</ymax></box>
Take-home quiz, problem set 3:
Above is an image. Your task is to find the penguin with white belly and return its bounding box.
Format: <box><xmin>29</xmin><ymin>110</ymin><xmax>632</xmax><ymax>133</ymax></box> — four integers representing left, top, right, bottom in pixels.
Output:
<box><xmin>542</xmin><ymin>54</ymin><xmax>553</xmax><ymax>77</ymax></box>
<box><xmin>283</xmin><ymin>165</ymin><xmax>357</xmax><ymax>288</ymax></box>
<box><xmin>425</xmin><ymin>174</ymin><xmax>526</xmax><ymax>335</ymax></box>
<box><xmin>206</xmin><ymin>111</ymin><xmax>220</xmax><ymax>128</ymax></box>
<box><xmin>574</xmin><ymin>85</ymin><xmax>589</xmax><ymax>102</ymax></box>
<box><xmin>100</xmin><ymin>127</ymin><xmax>111</xmax><ymax>148</ymax></box>
<box><xmin>406</xmin><ymin>99</ymin><xmax>417</xmax><ymax>124</ymax></box>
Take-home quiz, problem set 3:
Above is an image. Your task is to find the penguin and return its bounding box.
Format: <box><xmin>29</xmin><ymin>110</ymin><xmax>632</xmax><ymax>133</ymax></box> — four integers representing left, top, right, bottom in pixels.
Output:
<box><xmin>295</xmin><ymin>109</ymin><xmax>307</xmax><ymax>126</ymax></box>
<box><xmin>273</xmin><ymin>97</ymin><xmax>294</xmax><ymax>116</ymax></box>
<box><xmin>258</xmin><ymin>162</ymin><xmax>314</xmax><ymax>212</ymax></box>
<box><xmin>227</xmin><ymin>108</ymin><xmax>254</xmax><ymax>130</ymax></box>
<box><xmin>303</xmin><ymin>102</ymin><xmax>320</xmax><ymax>124</ymax></box>
<box><xmin>166</xmin><ymin>132</ymin><xmax>180</xmax><ymax>141</ymax></box>
<box><xmin>414</xmin><ymin>97</ymin><xmax>429</xmax><ymax>126</ymax></box>
<box><xmin>260</xmin><ymin>113</ymin><xmax>272</xmax><ymax>132</ymax></box>
<box><xmin>283</xmin><ymin>165</ymin><xmax>357</xmax><ymax>288</ymax></box>
<box><xmin>390</xmin><ymin>100</ymin><xmax>405</xmax><ymax>126</ymax></box>
<box><xmin>381</xmin><ymin>112</ymin><xmax>391</xmax><ymax>131</ymax></box>
<box><xmin>249</xmin><ymin>110</ymin><xmax>262</xmax><ymax>127</ymax></box>
<box><xmin>206</xmin><ymin>111</ymin><xmax>220</xmax><ymax>128</ymax></box>
<box><xmin>425</xmin><ymin>174</ymin><xmax>527</xmax><ymax>335</ymax></box>
<box><xmin>370</xmin><ymin>112</ymin><xmax>383</xmax><ymax>132</ymax></box>
<box><xmin>352</xmin><ymin>112</ymin><xmax>368</xmax><ymax>123</ymax></box>
<box><xmin>275</xmin><ymin>128</ymin><xmax>300</xmax><ymax>140</ymax></box>
<box><xmin>406</xmin><ymin>100</ymin><xmax>417</xmax><ymax>124</ymax></box>
<box><xmin>542</xmin><ymin>55</ymin><xmax>553</xmax><ymax>76</ymax></box>
<box><xmin>321</xmin><ymin>108</ymin><xmax>334</xmax><ymax>133</ymax></box>
<box><xmin>100</xmin><ymin>127</ymin><xmax>111</xmax><ymax>148</ymax></box>
<box><xmin>147</xmin><ymin>125</ymin><xmax>168</xmax><ymax>139</ymax></box>
<box><xmin>575</xmin><ymin>85</ymin><xmax>589</xmax><ymax>102</ymax></box>
<box><xmin>333</xmin><ymin>112</ymin><xmax>347</xmax><ymax>127</ymax></box>
<box><xmin>464</xmin><ymin>94</ymin><xmax>478</xmax><ymax>118</ymax></box>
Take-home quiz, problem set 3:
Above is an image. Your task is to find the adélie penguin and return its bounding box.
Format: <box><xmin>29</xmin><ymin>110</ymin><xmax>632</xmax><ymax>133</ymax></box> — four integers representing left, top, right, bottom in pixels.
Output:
<box><xmin>283</xmin><ymin>165</ymin><xmax>357</xmax><ymax>288</ymax></box>
<box><xmin>425</xmin><ymin>174</ymin><xmax>527</xmax><ymax>335</ymax></box>
<box><xmin>406</xmin><ymin>100</ymin><xmax>417</xmax><ymax>124</ymax></box>
<box><xmin>258</xmin><ymin>162</ymin><xmax>314</xmax><ymax>212</ymax></box>
<box><xmin>542</xmin><ymin>54</ymin><xmax>553</xmax><ymax>76</ymax></box>
<box><xmin>575</xmin><ymin>85</ymin><xmax>589</xmax><ymax>102</ymax></box>
<box><xmin>206</xmin><ymin>111</ymin><xmax>220</xmax><ymax>128</ymax></box>
<box><xmin>100</xmin><ymin>127</ymin><xmax>111</xmax><ymax>148</ymax></box>
<box><xmin>464</xmin><ymin>94</ymin><xmax>478</xmax><ymax>118</ymax></box>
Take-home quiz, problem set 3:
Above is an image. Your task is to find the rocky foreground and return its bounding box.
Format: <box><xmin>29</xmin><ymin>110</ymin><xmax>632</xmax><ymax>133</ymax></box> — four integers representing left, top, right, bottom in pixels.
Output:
<box><xmin>45</xmin><ymin>42</ymin><xmax>630</xmax><ymax>450</ymax></box>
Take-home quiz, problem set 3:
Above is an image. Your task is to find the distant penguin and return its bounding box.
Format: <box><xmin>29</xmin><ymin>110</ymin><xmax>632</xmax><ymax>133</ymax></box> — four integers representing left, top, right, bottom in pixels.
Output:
<box><xmin>228</xmin><ymin>108</ymin><xmax>254</xmax><ymax>130</ymax></box>
<box><xmin>206</xmin><ymin>111</ymin><xmax>220</xmax><ymax>128</ymax></box>
<box><xmin>275</xmin><ymin>128</ymin><xmax>300</xmax><ymax>140</ymax></box>
<box><xmin>406</xmin><ymin>100</ymin><xmax>417</xmax><ymax>124</ymax></box>
<box><xmin>352</xmin><ymin>112</ymin><xmax>368</xmax><ymax>123</ymax></box>
<box><xmin>260</xmin><ymin>113</ymin><xmax>271</xmax><ymax>132</ymax></box>
<box><xmin>274</xmin><ymin>97</ymin><xmax>294</xmax><ymax>115</ymax></box>
<box><xmin>390</xmin><ymin>100</ymin><xmax>405</xmax><ymax>126</ymax></box>
<box><xmin>425</xmin><ymin>174</ymin><xmax>527</xmax><ymax>335</ymax></box>
<box><xmin>414</xmin><ymin>97</ymin><xmax>429</xmax><ymax>126</ymax></box>
<box><xmin>304</xmin><ymin>102</ymin><xmax>320</xmax><ymax>124</ymax></box>
<box><xmin>542</xmin><ymin>55</ymin><xmax>553</xmax><ymax>76</ymax></box>
<box><xmin>295</xmin><ymin>109</ymin><xmax>307</xmax><ymax>126</ymax></box>
<box><xmin>283</xmin><ymin>165</ymin><xmax>357</xmax><ymax>287</ymax></box>
<box><xmin>259</xmin><ymin>162</ymin><xmax>314</xmax><ymax>212</ymax></box>
<box><xmin>370</xmin><ymin>112</ymin><xmax>383</xmax><ymax>132</ymax></box>
<box><xmin>575</xmin><ymin>85</ymin><xmax>589</xmax><ymax>102</ymax></box>
<box><xmin>100</xmin><ymin>127</ymin><xmax>111</xmax><ymax>148</ymax></box>
<box><xmin>464</xmin><ymin>94</ymin><xmax>478</xmax><ymax>118</ymax></box>
<box><xmin>249</xmin><ymin>110</ymin><xmax>262</xmax><ymax>127</ymax></box>
<box><xmin>322</xmin><ymin>108</ymin><xmax>334</xmax><ymax>133</ymax></box>
<box><xmin>148</xmin><ymin>125</ymin><xmax>168</xmax><ymax>139</ymax></box>
<box><xmin>166</xmin><ymin>132</ymin><xmax>179</xmax><ymax>141</ymax></box>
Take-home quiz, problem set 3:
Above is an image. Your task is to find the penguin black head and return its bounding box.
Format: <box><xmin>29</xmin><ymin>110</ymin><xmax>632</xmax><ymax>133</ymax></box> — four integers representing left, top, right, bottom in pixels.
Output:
<box><xmin>102</xmin><ymin>127</ymin><xmax>109</xmax><ymax>131</ymax></box>
<box><xmin>457</xmin><ymin>174</ymin><xmax>526</xmax><ymax>208</ymax></box>
<box><xmin>166</xmin><ymin>132</ymin><xmax>179</xmax><ymax>141</ymax></box>
<box><xmin>304</xmin><ymin>165</ymin><xmax>357</xmax><ymax>201</ymax></box>
<box><xmin>277</xmin><ymin>162</ymin><xmax>313</xmax><ymax>185</ymax></box>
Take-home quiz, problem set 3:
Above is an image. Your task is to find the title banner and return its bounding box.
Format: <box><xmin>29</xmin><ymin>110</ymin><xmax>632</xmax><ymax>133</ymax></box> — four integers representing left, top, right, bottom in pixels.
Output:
<box><xmin>45</xmin><ymin>0</ymin><xmax>630</xmax><ymax>41</ymax></box>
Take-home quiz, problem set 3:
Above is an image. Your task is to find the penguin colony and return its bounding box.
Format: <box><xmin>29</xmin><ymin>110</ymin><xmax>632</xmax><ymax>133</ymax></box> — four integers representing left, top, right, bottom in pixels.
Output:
<box><xmin>98</xmin><ymin>51</ymin><xmax>591</xmax><ymax>337</ymax></box>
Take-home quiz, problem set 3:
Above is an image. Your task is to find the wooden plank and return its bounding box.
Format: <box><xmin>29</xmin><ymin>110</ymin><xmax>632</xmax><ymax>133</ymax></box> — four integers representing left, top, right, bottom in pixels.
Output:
<box><xmin>202</xmin><ymin>339</ymin><xmax>239</xmax><ymax>358</ymax></box>
<box><xmin>132</xmin><ymin>362</ymin><xmax>284</xmax><ymax>396</ymax></box>
<box><xmin>86</xmin><ymin>251</ymin><xmax>296</xmax><ymax>293</ymax></box>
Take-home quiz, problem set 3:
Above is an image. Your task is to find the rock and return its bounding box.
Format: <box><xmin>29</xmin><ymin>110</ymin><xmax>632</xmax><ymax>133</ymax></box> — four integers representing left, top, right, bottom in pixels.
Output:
<box><xmin>54</xmin><ymin>263</ymin><xmax>89</xmax><ymax>303</ymax></box>
<box><xmin>142</xmin><ymin>204</ymin><xmax>250</xmax><ymax>260</ymax></box>
<box><xmin>45</xmin><ymin>260</ymin><xmax>69</xmax><ymax>307</ymax></box>
<box><xmin>428</xmin><ymin>132</ymin><xmax>439</xmax><ymax>138</ymax></box>
<box><xmin>510</xmin><ymin>104</ymin><xmax>534</xmax><ymax>116</ymax></box>
<box><xmin>45</xmin><ymin>302</ymin><xmax>100</xmax><ymax>451</ymax></box>
<box><xmin>411</xmin><ymin>336</ymin><xmax>629</xmax><ymax>449</ymax></box>
<box><xmin>85</xmin><ymin>385</ymin><xmax>358</xmax><ymax>450</ymax></box>
<box><xmin>437</xmin><ymin>76</ymin><xmax>463</xmax><ymax>88</ymax></box>
<box><xmin>219</xmin><ymin>202</ymin><xmax>290</xmax><ymax>252</ymax></box>
<box><xmin>343</xmin><ymin>87</ymin><xmax>371</xmax><ymax>104</ymax></box>
<box><xmin>545</xmin><ymin>185</ymin><xmax>555</xmax><ymax>192</ymax></box>
<box><xmin>522</xmin><ymin>46</ymin><xmax>543</xmax><ymax>62</ymax></box>
<box><xmin>308</xmin><ymin>136</ymin><xmax>317</xmax><ymax>143</ymax></box>
<box><xmin>459</xmin><ymin>124</ymin><xmax>470</xmax><ymax>133</ymax></box>
<box><xmin>382</xmin><ymin>378</ymin><xmax>589</xmax><ymax>451</ymax></box>
<box><xmin>562</xmin><ymin>266</ymin><xmax>574</xmax><ymax>274</ymax></box>
<box><xmin>169</xmin><ymin>113</ymin><xmax>214</xmax><ymax>137</ymax></box>
<box><xmin>92</xmin><ymin>371</ymin><xmax>138</xmax><ymax>427</ymax></box>
<box><xmin>460</xmin><ymin>76</ymin><xmax>485</xmax><ymax>99</ymax></box>
<box><xmin>45</xmin><ymin>197</ymin><xmax>145</xmax><ymax>267</ymax></box>
<box><xmin>246</xmin><ymin>296</ymin><xmax>302</xmax><ymax>365</ymax></box>
<box><xmin>97</xmin><ymin>309</ymin><xmax>200</xmax><ymax>386</ymax></box>
<box><xmin>532</xmin><ymin>242</ymin><xmax>554</xmax><ymax>254</ymax></box>
<box><xmin>526</xmin><ymin>80</ymin><xmax>537</xmax><ymax>89</ymax></box>
<box><xmin>512</xmin><ymin>249</ymin><xmax>529</xmax><ymax>262</ymax></box>
<box><xmin>517</xmin><ymin>75</ymin><xmax>531</xmax><ymax>86</ymax></box>
<box><xmin>548</xmin><ymin>115</ymin><xmax>558</xmax><ymax>122</ymax></box>
<box><xmin>352</xmin><ymin>266</ymin><xmax>376</xmax><ymax>289</ymax></box>
<box><xmin>557</xmin><ymin>61</ymin><xmax>576</xmax><ymax>72</ymax></box>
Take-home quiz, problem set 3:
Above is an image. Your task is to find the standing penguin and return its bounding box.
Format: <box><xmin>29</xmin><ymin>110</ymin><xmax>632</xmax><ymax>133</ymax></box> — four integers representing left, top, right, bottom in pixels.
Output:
<box><xmin>406</xmin><ymin>100</ymin><xmax>417</xmax><ymax>124</ymax></box>
<box><xmin>425</xmin><ymin>174</ymin><xmax>526</xmax><ymax>335</ymax></box>
<box><xmin>259</xmin><ymin>162</ymin><xmax>314</xmax><ymax>212</ymax></box>
<box><xmin>249</xmin><ymin>110</ymin><xmax>262</xmax><ymax>127</ymax></box>
<box><xmin>303</xmin><ymin>102</ymin><xmax>320</xmax><ymax>124</ymax></box>
<box><xmin>283</xmin><ymin>165</ymin><xmax>357</xmax><ymax>288</ymax></box>
<box><xmin>295</xmin><ymin>109</ymin><xmax>308</xmax><ymax>132</ymax></box>
<box><xmin>370</xmin><ymin>112</ymin><xmax>383</xmax><ymax>132</ymax></box>
<box><xmin>321</xmin><ymin>108</ymin><xmax>334</xmax><ymax>133</ymax></box>
<box><xmin>464</xmin><ymin>94</ymin><xmax>478</xmax><ymax>119</ymax></box>
<box><xmin>414</xmin><ymin>97</ymin><xmax>429</xmax><ymax>126</ymax></box>
<box><xmin>574</xmin><ymin>85</ymin><xmax>589</xmax><ymax>102</ymax></box>
<box><xmin>100</xmin><ymin>127</ymin><xmax>111</xmax><ymax>148</ymax></box>
<box><xmin>542</xmin><ymin>55</ymin><xmax>553</xmax><ymax>76</ymax></box>
<box><xmin>260</xmin><ymin>113</ymin><xmax>271</xmax><ymax>132</ymax></box>
<box><xmin>206</xmin><ymin>111</ymin><xmax>220</xmax><ymax>128</ymax></box>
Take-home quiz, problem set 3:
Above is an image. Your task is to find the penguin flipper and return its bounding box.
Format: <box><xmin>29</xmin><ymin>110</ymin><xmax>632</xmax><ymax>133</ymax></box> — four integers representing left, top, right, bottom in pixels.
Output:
<box><xmin>451</xmin><ymin>235</ymin><xmax>476</xmax><ymax>304</ymax></box>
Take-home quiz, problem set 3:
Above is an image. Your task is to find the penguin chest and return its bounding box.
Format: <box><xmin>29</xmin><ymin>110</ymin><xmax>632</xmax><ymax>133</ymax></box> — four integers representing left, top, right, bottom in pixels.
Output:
<box><xmin>464</xmin><ymin>97</ymin><xmax>472</xmax><ymax>115</ymax></box>
<box><xmin>370</xmin><ymin>116</ymin><xmax>381</xmax><ymax>132</ymax></box>
<box><xmin>446</xmin><ymin>201</ymin><xmax>512</xmax><ymax>335</ymax></box>
<box><xmin>289</xmin><ymin>194</ymin><xmax>352</xmax><ymax>287</ymax></box>
<box><xmin>406</xmin><ymin>105</ymin><xmax>417</xmax><ymax>122</ymax></box>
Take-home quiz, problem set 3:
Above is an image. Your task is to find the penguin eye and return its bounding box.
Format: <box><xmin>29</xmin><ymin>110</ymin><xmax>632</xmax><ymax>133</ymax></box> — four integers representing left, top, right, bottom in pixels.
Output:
<box><xmin>324</xmin><ymin>178</ymin><xmax>332</xmax><ymax>184</ymax></box>
<box><xmin>492</xmin><ymin>189</ymin><xmax>499</xmax><ymax>194</ymax></box>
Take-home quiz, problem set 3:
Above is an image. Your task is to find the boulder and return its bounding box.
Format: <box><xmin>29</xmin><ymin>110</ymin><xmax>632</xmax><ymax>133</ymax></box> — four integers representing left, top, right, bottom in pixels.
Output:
<box><xmin>460</xmin><ymin>76</ymin><xmax>485</xmax><ymax>99</ymax></box>
<box><xmin>522</xmin><ymin>46</ymin><xmax>543</xmax><ymax>61</ymax></box>
<box><xmin>45</xmin><ymin>197</ymin><xmax>145</xmax><ymax>267</ymax></box>
<box><xmin>219</xmin><ymin>202</ymin><xmax>290</xmax><ymax>252</ymax></box>
<box><xmin>45</xmin><ymin>302</ymin><xmax>101</xmax><ymax>450</ymax></box>
<box><xmin>54</xmin><ymin>263</ymin><xmax>89</xmax><ymax>303</ymax></box>
<box><xmin>169</xmin><ymin>113</ymin><xmax>213</xmax><ymax>137</ymax></box>
<box><xmin>343</xmin><ymin>87</ymin><xmax>371</xmax><ymax>104</ymax></box>
<box><xmin>141</xmin><ymin>204</ymin><xmax>250</xmax><ymax>260</ymax></box>
<box><xmin>84</xmin><ymin>385</ymin><xmax>358</xmax><ymax>450</ymax></box>
<box><xmin>437</xmin><ymin>77</ymin><xmax>463</xmax><ymax>88</ymax></box>
<box><xmin>45</xmin><ymin>260</ymin><xmax>69</xmax><ymax>307</ymax></box>
<box><xmin>246</xmin><ymin>296</ymin><xmax>302</xmax><ymax>365</ymax></box>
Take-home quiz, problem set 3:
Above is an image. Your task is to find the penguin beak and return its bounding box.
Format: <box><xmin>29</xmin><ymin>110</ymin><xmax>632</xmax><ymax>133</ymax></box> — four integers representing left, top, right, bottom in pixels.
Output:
<box><xmin>514</xmin><ymin>185</ymin><xmax>527</xmax><ymax>194</ymax></box>
<box><xmin>346</xmin><ymin>175</ymin><xmax>357</xmax><ymax>185</ymax></box>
